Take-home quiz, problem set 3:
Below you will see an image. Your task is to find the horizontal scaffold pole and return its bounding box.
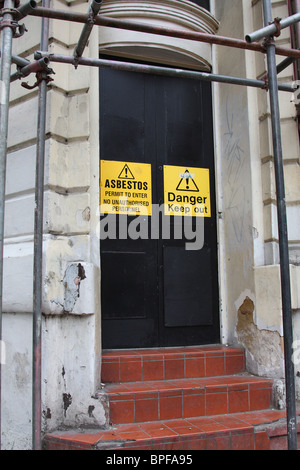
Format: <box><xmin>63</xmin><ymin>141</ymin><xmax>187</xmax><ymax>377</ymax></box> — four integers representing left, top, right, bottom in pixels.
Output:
<box><xmin>34</xmin><ymin>51</ymin><xmax>295</xmax><ymax>92</ymax></box>
<box><xmin>246</xmin><ymin>11</ymin><xmax>300</xmax><ymax>43</ymax></box>
<box><xmin>23</xmin><ymin>4</ymin><xmax>300</xmax><ymax>60</ymax></box>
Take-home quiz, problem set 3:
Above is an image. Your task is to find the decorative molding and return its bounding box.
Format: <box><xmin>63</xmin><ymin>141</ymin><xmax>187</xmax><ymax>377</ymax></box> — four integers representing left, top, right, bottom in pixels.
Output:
<box><xmin>99</xmin><ymin>0</ymin><xmax>219</xmax><ymax>71</ymax></box>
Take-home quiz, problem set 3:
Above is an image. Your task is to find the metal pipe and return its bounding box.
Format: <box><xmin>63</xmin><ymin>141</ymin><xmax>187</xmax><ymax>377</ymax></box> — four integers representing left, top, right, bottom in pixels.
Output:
<box><xmin>263</xmin><ymin>0</ymin><xmax>298</xmax><ymax>451</ymax></box>
<box><xmin>0</xmin><ymin>0</ymin><xmax>15</xmax><ymax>451</ymax></box>
<box><xmin>27</xmin><ymin>5</ymin><xmax>300</xmax><ymax>60</ymax></box>
<box><xmin>11</xmin><ymin>54</ymin><xmax>30</xmax><ymax>68</ymax></box>
<box><xmin>246</xmin><ymin>11</ymin><xmax>300</xmax><ymax>43</ymax></box>
<box><xmin>275</xmin><ymin>56</ymin><xmax>295</xmax><ymax>75</ymax></box>
<box><xmin>0</xmin><ymin>51</ymin><xmax>30</xmax><ymax>68</ymax></box>
<box><xmin>10</xmin><ymin>57</ymin><xmax>51</xmax><ymax>82</ymax></box>
<box><xmin>294</xmin><ymin>0</ymin><xmax>300</xmax><ymax>75</ymax></box>
<box><xmin>32</xmin><ymin>0</ymin><xmax>50</xmax><ymax>451</ymax></box>
<box><xmin>259</xmin><ymin>56</ymin><xmax>296</xmax><ymax>83</ymax></box>
<box><xmin>15</xmin><ymin>0</ymin><xmax>37</xmax><ymax>20</ymax></box>
<box><xmin>34</xmin><ymin>51</ymin><xmax>295</xmax><ymax>93</ymax></box>
<box><xmin>73</xmin><ymin>0</ymin><xmax>102</xmax><ymax>60</ymax></box>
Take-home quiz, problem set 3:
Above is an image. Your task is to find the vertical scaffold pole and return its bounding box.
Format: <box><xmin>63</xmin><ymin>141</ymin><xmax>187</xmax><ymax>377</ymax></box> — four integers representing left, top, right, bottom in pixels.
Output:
<box><xmin>263</xmin><ymin>0</ymin><xmax>298</xmax><ymax>450</ymax></box>
<box><xmin>32</xmin><ymin>0</ymin><xmax>50</xmax><ymax>451</ymax></box>
<box><xmin>0</xmin><ymin>0</ymin><xmax>15</xmax><ymax>450</ymax></box>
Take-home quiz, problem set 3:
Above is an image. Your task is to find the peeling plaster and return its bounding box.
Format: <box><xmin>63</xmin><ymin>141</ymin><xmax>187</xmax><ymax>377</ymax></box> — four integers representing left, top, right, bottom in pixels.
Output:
<box><xmin>13</xmin><ymin>352</ymin><xmax>30</xmax><ymax>389</ymax></box>
<box><xmin>63</xmin><ymin>393</ymin><xmax>72</xmax><ymax>417</ymax></box>
<box><xmin>235</xmin><ymin>295</ymin><xmax>284</xmax><ymax>378</ymax></box>
<box><xmin>63</xmin><ymin>263</ymin><xmax>86</xmax><ymax>313</ymax></box>
<box><xmin>272</xmin><ymin>379</ymin><xmax>286</xmax><ymax>410</ymax></box>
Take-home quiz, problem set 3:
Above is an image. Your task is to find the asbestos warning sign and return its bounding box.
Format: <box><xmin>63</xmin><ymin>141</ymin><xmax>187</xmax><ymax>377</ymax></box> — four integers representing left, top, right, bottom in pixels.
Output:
<box><xmin>100</xmin><ymin>160</ymin><xmax>152</xmax><ymax>215</ymax></box>
<box><xmin>164</xmin><ymin>165</ymin><xmax>211</xmax><ymax>217</ymax></box>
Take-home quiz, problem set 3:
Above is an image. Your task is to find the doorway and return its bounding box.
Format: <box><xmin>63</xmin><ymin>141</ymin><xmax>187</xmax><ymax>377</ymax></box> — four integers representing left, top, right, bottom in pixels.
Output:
<box><xmin>99</xmin><ymin>68</ymin><xmax>219</xmax><ymax>349</ymax></box>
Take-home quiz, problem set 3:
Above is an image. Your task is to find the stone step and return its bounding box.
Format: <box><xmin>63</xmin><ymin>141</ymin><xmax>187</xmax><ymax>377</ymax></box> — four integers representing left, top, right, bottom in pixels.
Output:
<box><xmin>43</xmin><ymin>345</ymin><xmax>300</xmax><ymax>451</ymax></box>
<box><xmin>101</xmin><ymin>345</ymin><xmax>245</xmax><ymax>383</ymax></box>
<box><xmin>105</xmin><ymin>375</ymin><xmax>273</xmax><ymax>425</ymax></box>
<box><xmin>44</xmin><ymin>409</ymin><xmax>299</xmax><ymax>450</ymax></box>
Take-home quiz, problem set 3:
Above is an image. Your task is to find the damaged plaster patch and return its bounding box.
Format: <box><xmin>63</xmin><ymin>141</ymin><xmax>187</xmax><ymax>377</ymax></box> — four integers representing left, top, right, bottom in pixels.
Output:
<box><xmin>14</xmin><ymin>352</ymin><xmax>30</xmax><ymax>388</ymax></box>
<box><xmin>236</xmin><ymin>296</ymin><xmax>284</xmax><ymax>377</ymax></box>
<box><xmin>63</xmin><ymin>263</ymin><xmax>86</xmax><ymax>313</ymax></box>
<box><xmin>73</xmin><ymin>395</ymin><xmax>109</xmax><ymax>428</ymax></box>
<box><xmin>272</xmin><ymin>379</ymin><xmax>286</xmax><ymax>410</ymax></box>
<box><xmin>63</xmin><ymin>393</ymin><xmax>72</xmax><ymax>417</ymax></box>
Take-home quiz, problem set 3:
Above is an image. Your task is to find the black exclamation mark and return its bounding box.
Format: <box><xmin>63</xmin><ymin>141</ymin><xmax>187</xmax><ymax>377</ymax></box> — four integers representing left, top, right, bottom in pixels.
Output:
<box><xmin>125</xmin><ymin>167</ymin><xmax>128</xmax><ymax>178</ymax></box>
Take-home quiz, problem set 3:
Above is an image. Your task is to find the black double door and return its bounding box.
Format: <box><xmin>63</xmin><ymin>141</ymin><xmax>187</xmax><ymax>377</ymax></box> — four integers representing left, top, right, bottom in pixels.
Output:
<box><xmin>100</xmin><ymin>67</ymin><xmax>219</xmax><ymax>349</ymax></box>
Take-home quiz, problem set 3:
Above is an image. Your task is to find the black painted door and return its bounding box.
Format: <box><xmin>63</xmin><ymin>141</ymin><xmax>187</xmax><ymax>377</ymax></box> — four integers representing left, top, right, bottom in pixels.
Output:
<box><xmin>99</xmin><ymin>68</ymin><xmax>219</xmax><ymax>349</ymax></box>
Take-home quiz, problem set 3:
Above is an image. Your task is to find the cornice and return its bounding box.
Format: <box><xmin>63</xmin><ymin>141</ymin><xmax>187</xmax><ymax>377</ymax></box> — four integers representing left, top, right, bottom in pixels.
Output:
<box><xmin>100</xmin><ymin>0</ymin><xmax>219</xmax><ymax>34</ymax></box>
<box><xmin>99</xmin><ymin>0</ymin><xmax>219</xmax><ymax>71</ymax></box>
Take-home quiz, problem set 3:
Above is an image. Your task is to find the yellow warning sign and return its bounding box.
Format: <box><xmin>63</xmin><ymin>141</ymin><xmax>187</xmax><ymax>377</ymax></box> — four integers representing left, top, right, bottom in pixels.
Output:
<box><xmin>164</xmin><ymin>165</ymin><xmax>211</xmax><ymax>217</ymax></box>
<box><xmin>100</xmin><ymin>160</ymin><xmax>152</xmax><ymax>215</ymax></box>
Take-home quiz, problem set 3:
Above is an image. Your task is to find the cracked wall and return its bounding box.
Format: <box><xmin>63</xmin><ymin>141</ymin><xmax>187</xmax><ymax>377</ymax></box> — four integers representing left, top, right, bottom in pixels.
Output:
<box><xmin>63</xmin><ymin>263</ymin><xmax>86</xmax><ymax>313</ymax></box>
<box><xmin>236</xmin><ymin>296</ymin><xmax>284</xmax><ymax>378</ymax></box>
<box><xmin>1</xmin><ymin>1</ymin><xmax>102</xmax><ymax>448</ymax></box>
<box><xmin>213</xmin><ymin>0</ymin><xmax>258</xmax><ymax>344</ymax></box>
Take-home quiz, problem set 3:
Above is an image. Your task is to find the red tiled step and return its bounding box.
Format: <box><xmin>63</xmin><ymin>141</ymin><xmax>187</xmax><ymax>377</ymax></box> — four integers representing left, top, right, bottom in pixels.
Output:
<box><xmin>101</xmin><ymin>345</ymin><xmax>245</xmax><ymax>383</ymax></box>
<box><xmin>105</xmin><ymin>375</ymin><xmax>273</xmax><ymax>425</ymax></box>
<box><xmin>44</xmin><ymin>409</ymin><xmax>293</xmax><ymax>451</ymax></box>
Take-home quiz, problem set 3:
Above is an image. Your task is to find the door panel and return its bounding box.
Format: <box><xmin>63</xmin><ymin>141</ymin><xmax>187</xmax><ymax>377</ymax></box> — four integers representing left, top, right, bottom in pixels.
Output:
<box><xmin>100</xmin><ymin>70</ymin><xmax>147</xmax><ymax>161</ymax></box>
<box><xmin>100</xmin><ymin>70</ymin><xmax>158</xmax><ymax>349</ymax></box>
<box><xmin>163</xmin><ymin>246</ymin><xmax>213</xmax><ymax>327</ymax></box>
<box><xmin>100</xmin><ymin>68</ymin><xmax>219</xmax><ymax>349</ymax></box>
<box><xmin>101</xmin><ymin>251</ymin><xmax>147</xmax><ymax>320</ymax></box>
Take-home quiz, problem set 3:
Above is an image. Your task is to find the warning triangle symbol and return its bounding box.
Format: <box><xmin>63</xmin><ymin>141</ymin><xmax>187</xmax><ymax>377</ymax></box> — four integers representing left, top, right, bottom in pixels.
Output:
<box><xmin>176</xmin><ymin>169</ymin><xmax>199</xmax><ymax>192</ymax></box>
<box><xmin>118</xmin><ymin>164</ymin><xmax>135</xmax><ymax>180</ymax></box>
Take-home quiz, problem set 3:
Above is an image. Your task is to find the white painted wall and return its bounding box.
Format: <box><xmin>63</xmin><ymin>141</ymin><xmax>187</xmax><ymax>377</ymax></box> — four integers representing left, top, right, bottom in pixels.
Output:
<box><xmin>1</xmin><ymin>0</ymin><xmax>104</xmax><ymax>449</ymax></box>
<box><xmin>212</xmin><ymin>0</ymin><xmax>300</xmax><ymax>396</ymax></box>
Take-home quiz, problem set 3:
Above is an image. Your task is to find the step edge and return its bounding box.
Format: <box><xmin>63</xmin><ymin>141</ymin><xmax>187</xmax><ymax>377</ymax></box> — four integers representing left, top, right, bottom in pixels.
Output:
<box><xmin>103</xmin><ymin>374</ymin><xmax>273</xmax><ymax>396</ymax></box>
<box><xmin>44</xmin><ymin>409</ymin><xmax>290</xmax><ymax>451</ymax></box>
<box><xmin>102</xmin><ymin>346</ymin><xmax>245</xmax><ymax>359</ymax></box>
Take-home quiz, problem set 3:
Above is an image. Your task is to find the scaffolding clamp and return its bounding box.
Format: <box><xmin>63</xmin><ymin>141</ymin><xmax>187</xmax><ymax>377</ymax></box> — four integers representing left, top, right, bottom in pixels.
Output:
<box><xmin>262</xmin><ymin>33</ymin><xmax>275</xmax><ymax>53</ymax></box>
<box><xmin>262</xmin><ymin>76</ymin><xmax>269</xmax><ymax>92</ymax></box>
<box><xmin>21</xmin><ymin>59</ymin><xmax>55</xmax><ymax>90</ymax></box>
<box><xmin>21</xmin><ymin>71</ymin><xmax>54</xmax><ymax>90</ymax></box>
<box><xmin>0</xmin><ymin>6</ymin><xmax>27</xmax><ymax>38</ymax></box>
<box><xmin>272</xmin><ymin>17</ymin><xmax>282</xmax><ymax>38</ymax></box>
<box><xmin>260</xmin><ymin>18</ymin><xmax>281</xmax><ymax>50</ymax></box>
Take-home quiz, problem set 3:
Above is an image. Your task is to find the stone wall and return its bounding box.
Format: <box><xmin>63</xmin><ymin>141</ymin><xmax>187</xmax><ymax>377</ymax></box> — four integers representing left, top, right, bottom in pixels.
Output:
<box><xmin>2</xmin><ymin>0</ymin><xmax>104</xmax><ymax>449</ymax></box>
<box><xmin>212</xmin><ymin>0</ymin><xmax>300</xmax><ymax>393</ymax></box>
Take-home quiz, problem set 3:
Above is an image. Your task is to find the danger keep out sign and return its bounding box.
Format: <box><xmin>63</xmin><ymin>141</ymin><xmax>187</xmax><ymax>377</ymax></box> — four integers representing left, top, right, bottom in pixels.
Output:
<box><xmin>164</xmin><ymin>165</ymin><xmax>211</xmax><ymax>217</ymax></box>
<box><xmin>100</xmin><ymin>160</ymin><xmax>152</xmax><ymax>215</ymax></box>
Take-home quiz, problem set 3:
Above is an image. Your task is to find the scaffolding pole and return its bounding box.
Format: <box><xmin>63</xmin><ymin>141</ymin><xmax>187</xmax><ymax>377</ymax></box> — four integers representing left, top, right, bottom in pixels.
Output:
<box><xmin>23</xmin><ymin>2</ymin><xmax>300</xmax><ymax>59</ymax></box>
<box><xmin>263</xmin><ymin>0</ymin><xmax>298</xmax><ymax>451</ymax></box>
<box><xmin>246</xmin><ymin>10</ymin><xmax>300</xmax><ymax>43</ymax></box>
<box><xmin>0</xmin><ymin>0</ymin><xmax>15</xmax><ymax>451</ymax></box>
<box><xmin>34</xmin><ymin>50</ymin><xmax>295</xmax><ymax>93</ymax></box>
<box><xmin>73</xmin><ymin>0</ymin><xmax>102</xmax><ymax>61</ymax></box>
<box><xmin>32</xmin><ymin>0</ymin><xmax>50</xmax><ymax>451</ymax></box>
